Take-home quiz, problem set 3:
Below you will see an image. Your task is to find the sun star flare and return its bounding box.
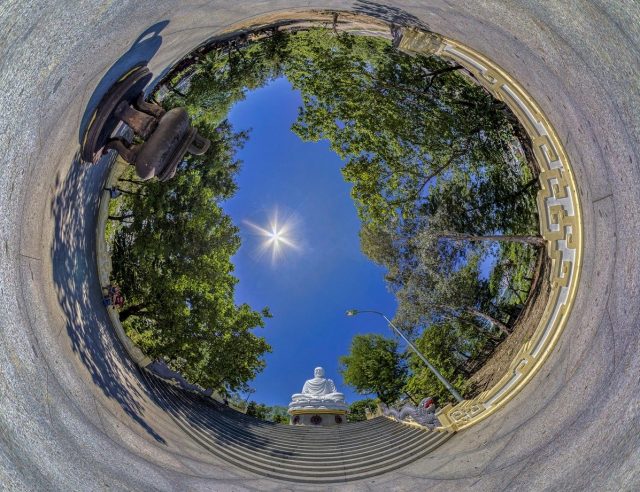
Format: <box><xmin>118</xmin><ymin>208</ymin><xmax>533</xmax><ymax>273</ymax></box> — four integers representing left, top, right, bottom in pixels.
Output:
<box><xmin>244</xmin><ymin>209</ymin><xmax>300</xmax><ymax>264</ymax></box>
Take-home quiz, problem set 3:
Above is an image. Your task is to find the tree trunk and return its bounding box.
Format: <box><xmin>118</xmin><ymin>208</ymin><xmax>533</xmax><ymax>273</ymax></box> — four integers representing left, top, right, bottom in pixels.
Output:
<box><xmin>464</xmin><ymin>307</ymin><xmax>510</xmax><ymax>336</ymax></box>
<box><xmin>119</xmin><ymin>303</ymin><xmax>148</xmax><ymax>322</ymax></box>
<box><xmin>391</xmin><ymin>146</ymin><xmax>470</xmax><ymax>206</ymax></box>
<box><xmin>512</xmin><ymin>124</ymin><xmax>539</xmax><ymax>178</ymax></box>
<box><xmin>116</xmin><ymin>188</ymin><xmax>143</xmax><ymax>196</ymax></box>
<box><xmin>168</xmin><ymin>85</ymin><xmax>186</xmax><ymax>98</ymax></box>
<box><xmin>450</xmin><ymin>351</ymin><xmax>472</xmax><ymax>377</ymax></box>
<box><xmin>509</xmin><ymin>286</ymin><xmax>526</xmax><ymax>304</ymax></box>
<box><xmin>404</xmin><ymin>391</ymin><xmax>418</xmax><ymax>405</ymax></box>
<box><xmin>453</xmin><ymin>349</ymin><xmax>471</xmax><ymax>361</ymax></box>
<box><xmin>108</xmin><ymin>214</ymin><xmax>134</xmax><ymax>222</ymax></box>
<box><xmin>455</xmin><ymin>364</ymin><xmax>471</xmax><ymax>378</ymax></box>
<box><xmin>421</xmin><ymin>64</ymin><xmax>464</xmax><ymax>90</ymax></box>
<box><xmin>463</xmin><ymin>318</ymin><xmax>504</xmax><ymax>342</ymax></box>
<box><xmin>484</xmin><ymin>337</ymin><xmax>499</xmax><ymax>350</ymax></box>
<box><xmin>509</xmin><ymin>177</ymin><xmax>539</xmax><ymax>200</ymax></box>
<box><xmin>421</xmin><ymin>64</ymin><xmax>464</xmax><ymax>79</ymax></box>
<box><xmin>464</xmin><ymin>176</ymin><xmax>538</xmax><ymax>217</ymax></box>
<box><xmin>439</xmin><ymin>232</ymin><xmax>545</xmax><ymax>247</ymax></box>
<box><xmin>440</xmin><ymin>311</ymin><xmax>503</xmax><ymax>342</ymax></box>
<box><xmin>118</xmin><ymin>178</ymin><xmax>147</xmax><ymax>186</ymax></box>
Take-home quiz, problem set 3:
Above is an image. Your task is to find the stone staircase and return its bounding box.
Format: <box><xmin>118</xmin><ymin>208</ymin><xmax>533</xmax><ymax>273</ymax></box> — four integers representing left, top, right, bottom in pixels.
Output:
<box><xmin>141</xmin><ymin>370</ymin><xmax>452</xmax><ymax>484</ymax></box>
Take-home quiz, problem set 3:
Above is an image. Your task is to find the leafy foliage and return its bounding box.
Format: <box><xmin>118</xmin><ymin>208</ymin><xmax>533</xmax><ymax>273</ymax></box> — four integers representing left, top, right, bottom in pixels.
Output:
<box><xmin>245</xmin><ymin>401</ymin><xmax>270</xmax><ymax>420</ymax></box>
<box><xmin>404</xmin><ymin>319</ymin><xmax>491</xmax><ymax>404</ymax></box>
<box><xmin>281</xmin><ymin>31</ymin><xmax>528</xmax><ymax>228</ymax></box>
<box><xmin>246</xmin><ymin>402</ymin><xmax>290</xmax><ymax>423</ymax></box>
<box><xmin>143</xmin><ymin>27</ymin><xmax>542</xmax><ymax>402</ymax></box>
<box><xmin>271</xmin><ymin>29</ymin><xmax>540</xmax><ymax>343</ymax></box>
<box><xmin>163</xmin><ymin>31</ymin><xmax>289</xmax><ymax>129</ymax></box>
<box><xmin>339</xmin><ymin>334</ymin><xmax>408</xmax><ymax>404</ymax></box>
<box><xmin>268</xmin><ymin>406</ymin><xmax>291</xmax><ymax>424</ymax></box>
<box><xmin>276</xmin><ymin>29</ymin><xmax>541</xmax><ymax>401</ymax></box>
<box><xmin>347</xmin><ymin>398</ymin><xmax>379</xmax><ymax>423</ymax></box>
<box><xmin>110</xmin><ymin>120</ymin><xmax>270</xmax><ymax>395</ymax></box>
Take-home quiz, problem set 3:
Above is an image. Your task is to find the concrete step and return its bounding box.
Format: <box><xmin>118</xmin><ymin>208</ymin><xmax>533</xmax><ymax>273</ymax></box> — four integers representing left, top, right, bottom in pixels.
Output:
<box><xmin>155</xmin><ymin>377</ymin><xmax>417</xmax><ymax>450</ymax></box>
<box><xmin>164</xmin><ymin>396</ymin><xmax>421</xmax><ymax>455</ymax></box>
<box><xmin>141</xmin><ymin>370</ymin><xmax>452</xmax><ymax>483</ymax></box>
<box><xmin>178</xmin><ymin>421</ymin><xmax>443</xmax><ymax>472</ymax></box>
<box><xmin>171</xmin><ymin>387</ymin><xmax>396</xmax><ymax>436</ymax></box>
<box><xmin>162</xmin><ymin>395</ymin><xmax>439</xmax><ymax>467</ymax></box>
<box><xmin>149</xmin><ymin>377</ymin><xmax>426</xmax><ymax>460</ymax></box>
<box><xmin>173</xmin><ymin>415</ymin><xmax>451</xmax><ymax>484</ymax></box>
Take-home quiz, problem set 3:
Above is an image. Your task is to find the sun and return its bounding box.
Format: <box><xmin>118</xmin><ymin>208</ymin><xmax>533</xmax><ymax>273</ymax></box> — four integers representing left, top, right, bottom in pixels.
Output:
<box><xmin>244</xmin><ymin>208</ymin><xmax>300</xmax><ymax>264</ymax></box>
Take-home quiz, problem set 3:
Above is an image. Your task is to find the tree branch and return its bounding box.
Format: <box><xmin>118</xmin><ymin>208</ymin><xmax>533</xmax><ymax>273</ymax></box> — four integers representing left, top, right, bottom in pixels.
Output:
<box><xmin>119</xmin><ymin>302</ymin><xmax>148</xmax><ymax>322</ymax></box>
<box><xmin>463</xmin><ymin>307</ymin><xmax>510</xmax><ymax>336</ymax></box>
<box><xmin>438</xmin><ymin>231</ymin><xmax>545</xmax><ymax>247</ymax></box>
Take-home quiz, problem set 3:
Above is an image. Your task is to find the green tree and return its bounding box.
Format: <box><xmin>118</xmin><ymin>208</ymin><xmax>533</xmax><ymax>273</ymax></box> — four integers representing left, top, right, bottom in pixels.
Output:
<box><xmin>110</xmin><ymin>121</ymin><xmax>271</xmax><ymax>395</ymax></box>
<box><xmin>281</xmin><ymin>29</ymin><xmax>523</xmax><ymax>229</ymax></box>
<box><xmin>165</xmin><ymin>30</ymin><xmax>288</xmax><ymax>129</ymax></box>
<box><xmin>395</xmin><ymin>247</ymin><xmax>510</xmax><ymax>336</ymax></box>
<box><xmin>339</xmin><ymin>334</ymin><xmax>407</xmax><ymax>404</ymax></box>
<box><xmin>280</xmin><ymin>27</ymin><xmax>539</xmax><ymax>342</ymax></box>
<box><xmin>403</xmin><ymin>320</ymin><xmax>473</xmax><ymax>405</ymax></box>
<box><xmin>245</xmin><ymin>402</ymin><xmax>290</xmax><ymax>423</ymax></box>
<box><xmin>271</xmin><ymin>414</ymin><xmax>290</xmax><ymax>424</ymax></box>
<box><xmin>246</xmin><ymin>401</ymin><xmax>269</xmax><ymax>420</ymax></box>
<box><xmin>267</xmin><ymin>405</ymin><xmax>290</xmax><ymax>424</ymax></box>
<box><xmin>347</xmin><ymin>398</ymin><xmax>379</xmax><ymax>422</ymax></box>
<box><xmin>488</xmin><ymin>242</ymin><xmax>538</xmax><ymax>311</ymax></box>
<box><xmin>361</xmin><ymin>219</ymin><xmax>509</xmax><ymax>337</ymax></box>
<box><xmin>153</xmin><ymin>27</ymin><xmax>542</xmax><ymax>397</ymax></box>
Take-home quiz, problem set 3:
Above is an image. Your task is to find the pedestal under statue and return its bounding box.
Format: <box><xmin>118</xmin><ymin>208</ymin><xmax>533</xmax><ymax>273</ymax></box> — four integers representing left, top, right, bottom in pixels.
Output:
<box><xmin>288</xmin><ymin>367</ymin><xmax>348</xmax><ymax>426</ymax></box>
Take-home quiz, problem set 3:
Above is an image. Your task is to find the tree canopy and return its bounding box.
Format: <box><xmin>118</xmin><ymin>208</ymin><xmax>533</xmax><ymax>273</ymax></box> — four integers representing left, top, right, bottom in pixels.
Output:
<box><xmin>245</xmin><ymin>401</ymin><xmax>289</xmax><ymax>423</ymax></box>
<box><xmin>119</xmin><ymin>26</ymin><xmax>542</xmax><ymax>402</ymax></box>
<box><xmin>347</xmin><ymin>398</ymin><xmax>379</xmax><ymax>423</ymax></box>
<box><xmin>110</xmin><ymin>120</ymin><xmax>271</xmax><ymax>395</ymax></box>
<box><xmin>404</xmin><ymin>319</ymin><xmax>480</xmax><ymax>404</ymax></box>
<box><xmin>339</xmin><ymin>334</ymin><xmax>408</xmax><ymax>404</ymax></box>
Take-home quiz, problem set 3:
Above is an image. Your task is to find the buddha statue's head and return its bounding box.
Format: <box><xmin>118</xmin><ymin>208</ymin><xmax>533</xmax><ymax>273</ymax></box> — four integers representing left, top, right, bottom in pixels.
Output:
<box><xmin>314</xmin><ymin>367</ymin><xmax>325</xmax><ymax>378</ymax></box>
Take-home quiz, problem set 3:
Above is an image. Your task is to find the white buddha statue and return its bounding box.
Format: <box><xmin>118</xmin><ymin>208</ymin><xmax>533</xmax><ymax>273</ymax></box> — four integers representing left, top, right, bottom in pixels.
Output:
<box><xmin>288</xmin><ymin>367</ymin><xmax>348</xmax><ymax>413</ymax></box>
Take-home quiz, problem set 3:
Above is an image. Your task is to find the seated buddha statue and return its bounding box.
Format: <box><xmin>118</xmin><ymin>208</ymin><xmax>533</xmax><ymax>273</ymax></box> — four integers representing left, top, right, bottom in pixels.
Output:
<box><xmin>289</xmin><ymin>367</ymin><xmax>348</xmax><ymax>412</ymax></box>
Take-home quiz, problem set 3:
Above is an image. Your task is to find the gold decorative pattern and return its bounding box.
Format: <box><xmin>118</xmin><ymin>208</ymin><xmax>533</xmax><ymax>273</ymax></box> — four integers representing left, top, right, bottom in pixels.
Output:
<box><xmin>399</xmin><ymin>29</ymin><xmax>582</xmax><ymax>432</ymax></box>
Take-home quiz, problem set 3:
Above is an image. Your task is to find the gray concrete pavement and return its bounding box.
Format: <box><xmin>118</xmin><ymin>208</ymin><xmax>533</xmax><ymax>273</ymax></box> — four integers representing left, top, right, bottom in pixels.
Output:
<box><xmin>1</xmin><ymin>1</ymin><xmax>639</xmax><ymax>490</ymax></box>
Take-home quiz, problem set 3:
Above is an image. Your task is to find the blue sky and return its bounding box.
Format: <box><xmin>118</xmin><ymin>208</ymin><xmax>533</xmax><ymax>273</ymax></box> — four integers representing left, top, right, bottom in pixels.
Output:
<box><xmin>223</xmin><ymin>77</ymin><xmax>397</xmax><ymax>407</ymax></box>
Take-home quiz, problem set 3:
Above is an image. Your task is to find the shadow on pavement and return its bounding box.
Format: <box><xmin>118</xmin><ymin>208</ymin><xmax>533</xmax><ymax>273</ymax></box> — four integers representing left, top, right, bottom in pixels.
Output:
<box><xmin>143</xmin><ymin>371</ymin><xmax>298</xmax><ymax>458</ymax></box>
<box><xmin>51</xmin><ymin>151</ymin><xmax>165</xmax><ymax>444</ymax></box>
<box><xmin>354</xmin><ymin>0</ymin><xmax>430</xmax><ymax>29</ymax></box>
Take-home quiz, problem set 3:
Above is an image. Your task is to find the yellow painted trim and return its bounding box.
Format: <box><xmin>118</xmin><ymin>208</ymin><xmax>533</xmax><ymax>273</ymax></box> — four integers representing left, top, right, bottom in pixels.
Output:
<box><xmin>399</xmin><ymin>29</ymin><xmax>582</xmax><ymax>432</ymax></box>
<box><xmin>117</xmin><ymin>65</ymin><xmax>141</xmax><ymax>83</ymax></box>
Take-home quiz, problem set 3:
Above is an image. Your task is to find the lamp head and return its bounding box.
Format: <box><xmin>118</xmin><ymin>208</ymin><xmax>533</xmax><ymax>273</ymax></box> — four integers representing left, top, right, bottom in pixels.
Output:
<box><xmin>345</xmin><ymin>309</ymin><xmax>359</xmax><ymax>317</ymax></box>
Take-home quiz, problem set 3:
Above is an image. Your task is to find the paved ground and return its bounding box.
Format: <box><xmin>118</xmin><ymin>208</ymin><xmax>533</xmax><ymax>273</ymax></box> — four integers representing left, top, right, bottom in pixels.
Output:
<box><xmin>0</xmin><ymin>1</ymin><xmax>639</xmax><ymax>490</ymax></box>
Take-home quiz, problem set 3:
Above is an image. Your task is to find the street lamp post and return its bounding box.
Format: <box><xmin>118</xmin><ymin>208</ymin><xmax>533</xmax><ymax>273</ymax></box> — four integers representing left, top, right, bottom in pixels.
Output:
<box><xmin>346</xmin><ymin>309</ymin><xmax>464</xmax><ymax>403</ymax></box>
